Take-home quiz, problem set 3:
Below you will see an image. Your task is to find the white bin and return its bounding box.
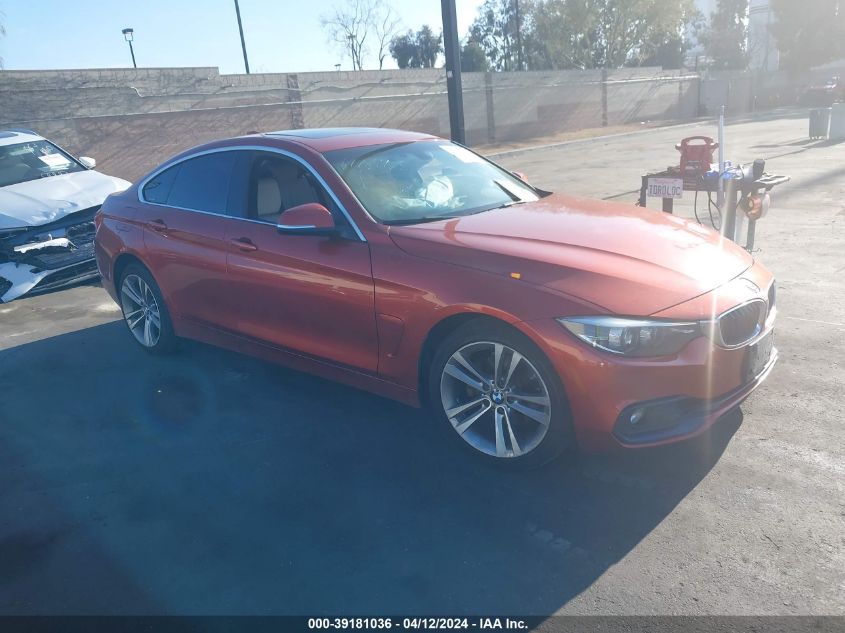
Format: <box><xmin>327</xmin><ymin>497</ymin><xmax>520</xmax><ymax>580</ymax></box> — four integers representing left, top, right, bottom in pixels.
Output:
<box><xmin>809</xmin><ymin>108</ymin><xmax>832</xmax><ymax>139</ymax></box>
<box><xmin>829</xmin><ymin>103</ymin><xmax>845</xmax><ymax>141</ymax></box>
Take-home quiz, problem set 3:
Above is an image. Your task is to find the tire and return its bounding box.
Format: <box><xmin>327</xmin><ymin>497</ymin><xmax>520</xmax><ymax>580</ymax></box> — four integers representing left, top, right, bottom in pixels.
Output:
<box><xmin>118</xmin><ymin>263</ymin><xmax>177</xmax><ymax>355</ymax></box>
<box><xmin>428</xmin><ymin>319</ymin><xmax>574</xmax><ymax>468</ymax></box>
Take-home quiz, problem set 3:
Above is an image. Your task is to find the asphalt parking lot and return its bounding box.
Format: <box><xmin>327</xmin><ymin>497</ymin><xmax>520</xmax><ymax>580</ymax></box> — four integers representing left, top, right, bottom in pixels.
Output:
<box><xmin>1</xmin><ymin>111</ymin><xmax>843</xmax><ymax>615</ymax></box>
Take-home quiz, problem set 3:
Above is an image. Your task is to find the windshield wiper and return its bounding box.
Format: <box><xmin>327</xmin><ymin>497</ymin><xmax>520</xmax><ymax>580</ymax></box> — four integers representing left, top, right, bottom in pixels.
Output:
<box><xmin>492</xmin><ymin>200</ymin><xmax>528</xmax><ymax>211</ymax></box>
<box><xmin>383</xmin><ymin>215</ymin><xmax>460</xmax><ymax>226</ymax></box>
<box><xmin>493</xmin><ymin>179</ymin><xmax>523</xmax><ymax>203</ymax></box>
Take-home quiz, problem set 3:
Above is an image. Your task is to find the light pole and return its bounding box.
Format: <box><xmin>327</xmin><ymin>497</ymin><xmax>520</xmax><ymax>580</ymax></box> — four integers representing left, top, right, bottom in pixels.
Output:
<box><xmin>121</xmin><ymin>28</ymin><xmax>137</xmax><ymax>69</ymax></box>
<box><xmin>234</xmin><ymin>0</ymin><xmax>251</xmax><ymax>74</ymax></box>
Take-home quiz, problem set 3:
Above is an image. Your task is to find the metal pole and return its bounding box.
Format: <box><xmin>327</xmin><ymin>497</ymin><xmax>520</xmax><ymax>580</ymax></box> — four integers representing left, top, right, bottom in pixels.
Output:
<box><xmin>601</xmin><ymin>68</ymin><xmax>608</xmax><ymax>126</ymax></box>
<box><xmin>441</xmin><ymin>0</ymin><xmax>466</xmax><ymax>144</ymax></box>
<box><xmin>717</xmin><ymin>104</ymin><xmax>726</xmax><ymax>209</ymax></box>
<box><xmin>722</xmin><ymin>176</ymin><xmax>738</xmax><ymax>242</ymax></box>
<box><xmin>128</xmin><ymin>41</ymin><xmax>137</xmax><ymax>69</ymax></box>
<box><xmin>234</xmin><ymin>0</ymin><xmax>251</xmax><ymax>74</ymax></box>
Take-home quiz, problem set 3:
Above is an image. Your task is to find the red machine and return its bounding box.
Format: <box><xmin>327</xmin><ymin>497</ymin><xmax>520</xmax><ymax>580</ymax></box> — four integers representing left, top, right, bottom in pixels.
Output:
<box><xmin>640</xmin><ymin>135</ymin><xmax>789</xmax><ymax>253</ymax></box>
<box><xmin>675</xmin><ymin>136</ymin><xmax>719</xmax><ymax>176</ymax></box>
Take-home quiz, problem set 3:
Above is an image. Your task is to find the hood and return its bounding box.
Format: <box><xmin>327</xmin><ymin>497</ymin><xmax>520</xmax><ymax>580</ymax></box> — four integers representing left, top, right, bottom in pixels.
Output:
<box><xmin>0</xmin><ymin>170</ymin><xmax>131</xmax><ymax>229</ymax></box>
<box><xmin>388</xmin><ymin>193</ymin><xmax>753</xmax><ymax>316</ymax></box>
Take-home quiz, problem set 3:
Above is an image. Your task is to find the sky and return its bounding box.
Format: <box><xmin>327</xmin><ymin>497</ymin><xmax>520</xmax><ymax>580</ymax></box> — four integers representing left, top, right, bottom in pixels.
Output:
<box><xmin>0</xmin><ymin>0</ymin><xmax>483</xmax><ymax>74</ymax></box>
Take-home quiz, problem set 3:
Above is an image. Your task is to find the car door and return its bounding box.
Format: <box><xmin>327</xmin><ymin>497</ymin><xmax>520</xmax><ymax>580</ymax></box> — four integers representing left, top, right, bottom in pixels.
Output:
<box><xmin>223</xmin><ymin>150</ymin><xmax>378</xmax><ymax>373</ymax></box>
<box><xmin>139</xmin><ymin>150</ymin><xmax>250</xmax><ymax>329</ymax></box>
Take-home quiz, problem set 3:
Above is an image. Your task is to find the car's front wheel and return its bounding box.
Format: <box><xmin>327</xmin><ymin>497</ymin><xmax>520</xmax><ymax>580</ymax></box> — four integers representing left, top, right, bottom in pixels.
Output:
<box><xmin>428</xmin><ymin>320</ymin><xmax>573</xmax><ymax>467</ymax></box>
<box><xmin>119</xmin><ymin>264</ymin><xmax>176</xmax><ymax>354</ymax></box>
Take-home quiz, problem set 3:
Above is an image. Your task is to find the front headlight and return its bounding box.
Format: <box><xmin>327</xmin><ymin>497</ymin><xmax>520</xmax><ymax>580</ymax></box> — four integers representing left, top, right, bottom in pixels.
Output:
<box><xmin>557</xmin><ymin>317</ymin><xmax>701</xmax><ymax>357</ymax></box>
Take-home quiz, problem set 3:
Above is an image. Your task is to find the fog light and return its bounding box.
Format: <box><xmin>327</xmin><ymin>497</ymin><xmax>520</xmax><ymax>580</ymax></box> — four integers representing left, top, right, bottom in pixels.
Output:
<box><xmin>629</xmin><ymin>408</ymin><xmax>646</xmax><ymax>426</ymax></box>
<box><xmin>614</xmin><ymin>397</ymin><xmax>694</xmax><ymax>443</ymax></box>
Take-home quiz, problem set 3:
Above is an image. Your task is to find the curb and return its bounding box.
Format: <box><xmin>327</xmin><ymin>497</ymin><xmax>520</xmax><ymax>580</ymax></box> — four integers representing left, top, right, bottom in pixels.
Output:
<box><xmin>482</xmin><ymin>107</ymin><xmax>807</xmax><ymax>160</ymax></box>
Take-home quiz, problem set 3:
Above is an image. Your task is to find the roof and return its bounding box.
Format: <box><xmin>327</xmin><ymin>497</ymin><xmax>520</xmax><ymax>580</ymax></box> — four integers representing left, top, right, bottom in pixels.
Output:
<box><xmin>262</xmin><ymin>127</ymin><xmax>438</xmax><ymax>152</ymax></box>
<box><xmin>0</xmin><ymin>130</ymin><xmax>44</xmax><ymax>147</ymax></box>
<box><xmin>144</xmin><ymin>127</ymin><xmax>445</xmax><ymax>173</ymax></box>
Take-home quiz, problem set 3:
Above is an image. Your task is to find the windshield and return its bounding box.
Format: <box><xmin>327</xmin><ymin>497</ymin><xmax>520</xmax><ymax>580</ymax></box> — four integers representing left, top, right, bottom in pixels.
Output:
<box><xmin>324</xmin><ymin>140</ymin><xmax>541</xmax><ymax>224</ymax></box>
<box><xmin>0</xmin><ymin>140</ymin><xmax>85</xmax><ymax>188</ymax></box>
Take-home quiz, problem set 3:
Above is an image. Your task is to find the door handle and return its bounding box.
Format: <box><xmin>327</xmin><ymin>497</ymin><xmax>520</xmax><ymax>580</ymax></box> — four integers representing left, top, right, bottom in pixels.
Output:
<box><xmin>229</xmin><ymin>237</ymin><xmax>258</xmax><ymax>252</ymax></box>
<box><xmin>148</xmin><ymin>219</ymin><xmax>168</xmax><ymax>232</ymax></box>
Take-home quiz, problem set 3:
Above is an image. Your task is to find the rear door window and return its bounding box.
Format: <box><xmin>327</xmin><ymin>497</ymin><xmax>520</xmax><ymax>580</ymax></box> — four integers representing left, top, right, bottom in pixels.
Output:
<box><xmin>166</xmin><ymin>152</ymin><xmax>239</xmax><ymax>214</ymax></box>
<box><xmin>142</xmin><ymin>163</ymin><xmax>180</xmax><ymax>204</ymax></box>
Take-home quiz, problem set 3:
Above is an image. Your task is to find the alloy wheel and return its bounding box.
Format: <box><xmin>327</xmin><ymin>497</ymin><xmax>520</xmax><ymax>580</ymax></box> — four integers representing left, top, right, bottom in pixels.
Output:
<box><xmin>120</xmin><ymin>274</ymin><xmax>162</xmax><ymax>348</ymax></box>
<box><xmin>439</xmin><ymin>341</ymin><xmax>552</xmax><ymax>458</ymax></box>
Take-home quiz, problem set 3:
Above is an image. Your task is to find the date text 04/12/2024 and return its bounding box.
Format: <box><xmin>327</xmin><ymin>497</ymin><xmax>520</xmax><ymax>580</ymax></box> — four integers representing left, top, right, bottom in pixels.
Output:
<box><xmin>307</xmin><ymin>618</ymin><xmax>529</xmax><ymax>630</ymax></box>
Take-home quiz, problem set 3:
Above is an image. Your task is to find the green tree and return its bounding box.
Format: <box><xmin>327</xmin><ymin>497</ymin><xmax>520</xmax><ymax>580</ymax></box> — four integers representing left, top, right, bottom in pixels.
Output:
<box><xmin>389</xmin><ymin>26</ymin><xmax>443</xmax><ymax>69</ymax></box>
<box><xmin>474</xmin><ymin>0</ymin><xmax>695</xmax><ymax>71</ymax></box>
<box><xmin>389</xmin><ymin>31</ymin><xmax>417</xmax><ymax>68</ymax></box>
<box><xmin>468</xmin><ymin>0</ymin><xmax>529</xmax><ymax>71</ymax></box>
<box><xmin>701</xmin><ymin>0</ymin><xmax>749</xmax><ymax>70</ymax></box>
<box><xmin>528</xmin><ymin>0</ymin><xmax>598</xmax><ymax>69</ymax></box>
<box><xmin>640</xmin><ymin>34</ymin><xmax>688</xmax><ymax>69</ymax></box>
<box><xmin>461</xmin><ymin>40</ymin><xmax>491</xmax><ymax>72</ymax></box>
<box><xmin>594</xmin><ymin>0</ymin><xmax>695</xmax><ymax>68</ymax></box>
<box><xmin>770</xmin><ymin>0</ymin><xmax>845</xmax><ymax>72</ymax></box>
<box><xmin>415</xmin><ymin>25</ymin><xmax>442</xmax><ymax>68</ymax></box>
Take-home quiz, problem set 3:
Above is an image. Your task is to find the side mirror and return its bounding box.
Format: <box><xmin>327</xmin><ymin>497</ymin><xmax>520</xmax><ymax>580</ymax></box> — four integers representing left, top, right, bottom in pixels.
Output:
<box><xmin>79</xmin><ymin>156</ymin><xmax>96</xmax><ymax>169</ymax></box>
<box><xmin>512</xmin><ymin>171</ymin><xmax>529</xmax><ymax>184</ymax></box>
<box><xmin>277</xmin><ymin>203</ymin><xmax>337</xmax><ymax>236</ymax></box>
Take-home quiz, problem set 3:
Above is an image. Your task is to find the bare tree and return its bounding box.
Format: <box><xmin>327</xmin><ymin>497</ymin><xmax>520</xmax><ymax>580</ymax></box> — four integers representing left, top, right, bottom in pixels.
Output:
<box><xmin>321</xmin><ymin>0</ymin><xmax>402</xmax><ymax>70</ymax></box>
<box><xmin>0</xmin><ymin>12</ymin><xmax>6</xmax><ymax>69</ymax></box>
<box><xmin>373</xmin><ymin>1</ymin><xmax>401</xmax><ymax>70</ymax></box>
<box><xmin>321</xmin><ymin>0</ymin><xmax>376</xmax><ymax>70</ymax></box>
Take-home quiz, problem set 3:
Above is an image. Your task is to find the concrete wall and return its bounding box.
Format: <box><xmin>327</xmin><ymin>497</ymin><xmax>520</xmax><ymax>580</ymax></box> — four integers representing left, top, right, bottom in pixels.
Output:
<box><xmin>0</xmin><ymin>66</ymin><xmax>745</xmax><ymax>182</ymax></box>
<box><xmin>1</xmin><ymin>67</ymin><xmax>452</xmax><ymax>180</ymax></box>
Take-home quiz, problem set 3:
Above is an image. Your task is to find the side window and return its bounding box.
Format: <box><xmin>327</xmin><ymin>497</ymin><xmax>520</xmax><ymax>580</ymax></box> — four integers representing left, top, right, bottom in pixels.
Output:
<box><xmin>142</xmin><ymin>163</ymin><xmax>180</xmax><ymax>204</ymax></box>
<box><xmin>164</xmin><ymin>152</ymin><xmax>240</xmax><ymax>214</ymax></box>
<box><xmin>248</xmin><ymin>153</ymin><xmax>335</xmax><ymax>224</ymax></box>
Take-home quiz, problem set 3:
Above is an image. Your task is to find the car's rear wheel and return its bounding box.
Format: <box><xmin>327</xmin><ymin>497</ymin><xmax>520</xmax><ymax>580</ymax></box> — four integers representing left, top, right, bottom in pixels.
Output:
<box><xmin>428</xmin><ymin>320</ymin><xmax>573</xmax><ymax>468</ymax></box>
<box><xmin>119</xmin><ymin>264</ymin><xmax>176</xmax><ymax>354</ymax></box>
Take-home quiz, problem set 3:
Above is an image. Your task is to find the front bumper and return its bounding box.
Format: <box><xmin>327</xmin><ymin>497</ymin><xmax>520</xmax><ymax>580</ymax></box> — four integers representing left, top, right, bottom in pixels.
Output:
<box><xmin>612</xmin><ymin>344</ymin><xmax>778</xmax><ymax>446</ymax></box>
<box><xmin>0</xmin><ymin>245</ymin><xmax>98</xmax><ymax>303</ymax></box>
<box><xmin>522</xmin><ymin>318</ymin><xmax>778</xmax><ymax>453</ymax></box>
<box><xmin>0</xmin><ymin>209</ymin><xmax>99</xmax><ymax>302</ymax></box>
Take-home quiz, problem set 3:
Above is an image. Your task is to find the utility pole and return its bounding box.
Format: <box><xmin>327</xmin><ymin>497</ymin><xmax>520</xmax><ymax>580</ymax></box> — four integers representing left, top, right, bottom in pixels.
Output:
<box><xmin>515</xmin><ymin>0</ymin><xmax>523</xmax><ymax>71</ymax></box>
<box><xmin>234</xmin><ymin>0</ymin><xmax>251</xmax><ymax>74</ymax></box>
<box><xmin>441</xmin><ymin>0</ymin><xmax>466</xmax><ymax>144</ymax></box>
<box><xmin>763</xmin><ymin>3</ymin><xmax>771</xmax><ymax>71</ymax></box>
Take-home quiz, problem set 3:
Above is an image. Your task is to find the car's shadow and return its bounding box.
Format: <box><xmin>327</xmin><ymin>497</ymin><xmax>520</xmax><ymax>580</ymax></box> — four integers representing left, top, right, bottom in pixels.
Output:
<box><xmin>0</xmin><ymin>322</ymin><xmax>741</xmax><ymax>614</ymax></box>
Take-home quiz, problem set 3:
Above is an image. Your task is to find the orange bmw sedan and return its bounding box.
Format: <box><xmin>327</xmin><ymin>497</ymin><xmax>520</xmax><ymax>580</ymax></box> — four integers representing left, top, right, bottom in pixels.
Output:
<box><xmin>95</xmin><ymin>128</ymin><xmax>777</xmax><ymax>466</ymax></box>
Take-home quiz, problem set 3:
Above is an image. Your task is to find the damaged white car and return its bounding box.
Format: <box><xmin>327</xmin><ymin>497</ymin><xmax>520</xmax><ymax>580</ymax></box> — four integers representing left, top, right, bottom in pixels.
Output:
<box><xmin>0</xmin><ymin>129</ymin><xmax>130</xmax><ymax>302</ymax></box>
